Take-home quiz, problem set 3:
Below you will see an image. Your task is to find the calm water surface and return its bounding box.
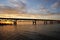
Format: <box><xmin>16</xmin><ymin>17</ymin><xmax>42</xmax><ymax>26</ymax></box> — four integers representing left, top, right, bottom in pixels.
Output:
<box><xmin>0</xmin><ymin>24</ymin><xmax>60</xmax><ymax>40</ymax></box>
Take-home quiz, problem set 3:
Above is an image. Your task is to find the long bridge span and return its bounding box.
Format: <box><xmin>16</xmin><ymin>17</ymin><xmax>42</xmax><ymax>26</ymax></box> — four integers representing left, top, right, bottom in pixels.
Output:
<box><xmin>0</xmin><ymin>13</ymin><xmax>60</xmax><ymax>25</ymax></box>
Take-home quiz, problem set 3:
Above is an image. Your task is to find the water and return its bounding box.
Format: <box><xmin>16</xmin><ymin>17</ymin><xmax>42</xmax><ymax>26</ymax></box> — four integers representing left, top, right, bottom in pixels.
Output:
<box><xmin>0</xmin><ymin>24</ymin><xmax>60</xmax><ymax>40</ymax></box>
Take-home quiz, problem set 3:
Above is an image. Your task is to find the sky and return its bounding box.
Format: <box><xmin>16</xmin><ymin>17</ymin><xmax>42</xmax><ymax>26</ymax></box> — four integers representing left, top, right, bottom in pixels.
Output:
<box><xmin>0</xmin><ymin>0</ymin><xmax>60</xmax><ymax>14</ymax></box>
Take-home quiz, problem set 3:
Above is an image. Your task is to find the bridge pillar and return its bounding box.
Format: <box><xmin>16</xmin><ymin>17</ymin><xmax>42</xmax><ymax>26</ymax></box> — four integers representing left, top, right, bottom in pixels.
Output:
<box><xmin>33</xmin><ymin>20</ymin><xmax>36</xmax><ymax>25</ymax></box>
<box><xmin>44</xmin><ymin>21</ymin><xmax>47</xmax><ymax>24</ymax></box>
<box><xmin>14</xmin><ymin>20</ymin><xmax>17</xmax><ymax>25</ymax></box>
<box><xmin>56</xmin><ymin>21</ymin><xmax>60</xmax><ymax>24</ymax></box>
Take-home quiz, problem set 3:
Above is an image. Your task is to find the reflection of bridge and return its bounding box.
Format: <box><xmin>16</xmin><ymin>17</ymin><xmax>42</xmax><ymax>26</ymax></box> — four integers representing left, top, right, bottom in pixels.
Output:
<box><xmin>0</xmin><ymin>13</ymin><xmax>60</xmax><ymax>25</ymax></box>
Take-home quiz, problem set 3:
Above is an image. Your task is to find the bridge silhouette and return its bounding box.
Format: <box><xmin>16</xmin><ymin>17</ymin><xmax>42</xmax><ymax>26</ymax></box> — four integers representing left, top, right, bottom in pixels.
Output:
<box><xmin>0</xmin><ymin>13</ymin><xmax>60</xmax><ymax>25</ymax></box>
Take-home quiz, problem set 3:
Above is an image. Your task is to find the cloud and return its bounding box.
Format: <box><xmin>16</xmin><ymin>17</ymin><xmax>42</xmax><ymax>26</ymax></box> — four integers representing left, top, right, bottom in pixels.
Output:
<box><xmin>44</xmin><ymin>0</ymin><xmax>49</xmax><ymax>2</ymax></box>
<box><xmin>44</xmin><ymin>0</ymin><xmax>60</xmax><ymax>2</ymax></box>
<box><xmin>20</xmin><ymin>0</ymin><xmax>27</xmax><ymax>3</ymax></box>
<box><xmin>8</xmin><ymin>0</ymin><xmax>25</xmax><ymax>7</ymax></box>
<box><xmin>8</xmin><ymin>0</ymin><xmax>18</xmax><ymax>3</ymax></box>
<box><xmin>0</xmin><ymin>4</ymin><xmax>5</xmax><ymax>8</ymax></box>
<box><xmin>38</xmin><ymin>4</ymin><xmax>49</xmax><ymax>14</ymax></box>
<box><xmin>27</xmin><ymin>4</ymin><xmax>49</xmax><ymax>14</ymax></box>
<box><xmin>8</xmin><ymin>0</ymin><xmax>26</xmax><ymax>13</ymax></box>
<box><xmin>0</xmin><ymin>4</ymin><xmax>19</xmax><ymax>14</ymax></box>
<box><xmin>27</xmin><ymin>8</ymin><xmax>49</xmax><ymax>14</ymax></box>
<box><xmin>0</xmin><ymin>4</ymin><xmax>8</xmax><ymax>10</ymax></box>
<box><xmin>51</xmin><ymin>1</ymin><xmax>60</xmax><ymax>9</ymax></box>
<box><xmin>0</xmin><ymin>4</ymin><xmax>5</xmax><ymax>6</ymax></box>
<box><xmin>0</xmin><ymin>4</ymin><xmax>15</xmax><ymax>11</ymax></box>
<box><xmin>27</xmin><ymin>8</ymin><xmax>38</xmax><ymax>13</ymax></box>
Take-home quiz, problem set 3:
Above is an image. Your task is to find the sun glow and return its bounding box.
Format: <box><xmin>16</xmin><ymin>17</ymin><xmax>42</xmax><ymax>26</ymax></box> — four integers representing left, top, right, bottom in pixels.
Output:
<box><xmin>0</xmin><ymin>20</ymin><xmax>14</xmax><ymax>24</ymax></box>
<box><xmin>5</xmin><ymin>21</ymin><xmax>13</xmax><ymax>24</ymax></box>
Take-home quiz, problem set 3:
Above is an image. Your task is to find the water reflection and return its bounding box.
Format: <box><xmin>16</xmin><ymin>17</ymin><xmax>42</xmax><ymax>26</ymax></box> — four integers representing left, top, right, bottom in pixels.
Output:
<box><xmin>0</xmin><ymin>24</ymin><xmax>60</xmax><ymax>40</ymax></box>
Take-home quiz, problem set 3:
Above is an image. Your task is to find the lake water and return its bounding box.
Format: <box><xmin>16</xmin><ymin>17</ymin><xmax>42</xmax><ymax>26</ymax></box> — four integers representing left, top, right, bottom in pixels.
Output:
<box><xmin>0</xmin><ymin>24</ymin><xmax>60</xmax><ymax>40</ymax></box>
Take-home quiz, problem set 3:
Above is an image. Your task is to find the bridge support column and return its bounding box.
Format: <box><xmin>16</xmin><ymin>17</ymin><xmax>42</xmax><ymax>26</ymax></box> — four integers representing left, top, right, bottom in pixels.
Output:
<box><xmin>33</xmin><ymin>20</ymin><xmax>36</xmax><ymax>25</ymax></box>
<box><xmin>14</xmin><ymin>20</ymin><xmax>17</xmax><ymax>25</ymax></box>
<box><xmin>56</xmin><ymin>21</ymin><xmax>60</xmax><ymax>24</ymax></box>
<box><xmin>44</xmin><ymin>21</ymin><xmax>47</xmax><ymax>24</ymax></box>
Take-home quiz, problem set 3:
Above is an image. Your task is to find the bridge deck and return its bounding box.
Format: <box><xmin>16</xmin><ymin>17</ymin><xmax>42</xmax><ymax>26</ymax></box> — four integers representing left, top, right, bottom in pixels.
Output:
<box><xmin>0</xmin><ymin>14</ymin><xmax>60</xmax><ymax>21</ymax></box>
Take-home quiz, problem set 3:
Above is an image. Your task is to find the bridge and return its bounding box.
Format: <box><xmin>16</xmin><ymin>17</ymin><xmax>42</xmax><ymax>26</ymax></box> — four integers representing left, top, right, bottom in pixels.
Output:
<box><xmin>0</xmin><ymin>13</ymin><xmax>60</xmax><ymax>25</ymax></box>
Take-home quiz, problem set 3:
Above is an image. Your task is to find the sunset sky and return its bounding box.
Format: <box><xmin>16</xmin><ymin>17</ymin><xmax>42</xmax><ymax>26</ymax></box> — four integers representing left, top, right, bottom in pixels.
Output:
<box><xmin>0</xmin><ymin>0</ymin><xmax>60</xmax><ymax>14</ymax></box>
